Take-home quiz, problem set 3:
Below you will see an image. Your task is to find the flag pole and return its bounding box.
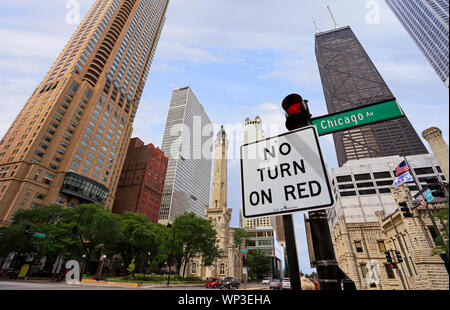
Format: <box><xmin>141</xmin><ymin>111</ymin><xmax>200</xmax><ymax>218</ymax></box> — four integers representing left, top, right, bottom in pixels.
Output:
<box><xmin>403</xmin><ymin>156</ymin><xmax>422</xmax><ymax>191</ymax></box>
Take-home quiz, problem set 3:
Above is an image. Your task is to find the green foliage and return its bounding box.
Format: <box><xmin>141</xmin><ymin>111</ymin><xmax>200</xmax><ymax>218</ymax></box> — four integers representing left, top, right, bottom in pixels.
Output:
<box><xmin>127</xmin><ymin>258</ymin><xmax>136</xmax><ymax>274</ymax></box>
<box><xmin>247</xmin><ymin>250</ymin><xmax>271</xmax><ymax>280</ymax></box>
<box><xmin>172</xmin><ymin>213</ymin><xmax>222</xmax><ymax>277</ymax></box>
<box><xmin>433</xmin><ymin>202</ymin><xmax>449</xmax><ymax>256</ymax></box>
<box><xmin>0</xmin><ymin>205</ymin><xmax>223</xmax><ymax>280</ymax></box>
<box><xmin>233</xmin><ymin>228</ymin><xmax>249</xmax><ymax>249</ymax></box>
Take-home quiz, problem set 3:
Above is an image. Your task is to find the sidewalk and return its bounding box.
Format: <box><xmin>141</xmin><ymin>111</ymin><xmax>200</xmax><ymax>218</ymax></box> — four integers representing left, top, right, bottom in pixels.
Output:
<box><xmin>79</xmin><ymin>279</ymin><xmax>205</xmax><ymax>289</ymax></box>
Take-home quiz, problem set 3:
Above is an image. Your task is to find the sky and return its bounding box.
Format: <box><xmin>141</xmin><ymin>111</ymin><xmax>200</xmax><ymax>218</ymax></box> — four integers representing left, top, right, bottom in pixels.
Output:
<box><xmin>0</xmin><ymin>0</ymin><xmax>448</xmax><ymax>274</ymax></box>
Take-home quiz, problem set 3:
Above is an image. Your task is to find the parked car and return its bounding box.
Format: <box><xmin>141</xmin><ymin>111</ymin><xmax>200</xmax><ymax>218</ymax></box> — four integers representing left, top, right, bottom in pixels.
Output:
<box><xmin>269</xmin><ymin>279</ymin><xmax>282</xmax><ymax>290</ymax></box>
<box><xmin>262</xmin><ymin>277</ymin><xmax>272</xmax><ymax>285</ymax></box>
<box><xmin>205</xmin><ymin>278</ymin><xmax>220</xmax><ymax>288</ymax></box>
<box><xmin>5</xmin><ymin>268</ymin><xmax>19</xmax><ymax>279</ymax></box>
<box><xmin>282</xmin><ymin>278</ymin><xmax>291</xmax><ymax>290</ymax></box>
<box><xmin>220</xmin><ymin>277</ymin><xmax>240</xmax><ymax>289</ymax></box>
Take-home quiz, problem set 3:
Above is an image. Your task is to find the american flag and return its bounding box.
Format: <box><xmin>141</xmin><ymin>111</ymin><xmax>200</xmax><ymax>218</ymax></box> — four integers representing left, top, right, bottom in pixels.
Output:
<box><xmin>394</xmin><ymin>160</ymin><xmax>409</xmax><ymax>177</ymax></box>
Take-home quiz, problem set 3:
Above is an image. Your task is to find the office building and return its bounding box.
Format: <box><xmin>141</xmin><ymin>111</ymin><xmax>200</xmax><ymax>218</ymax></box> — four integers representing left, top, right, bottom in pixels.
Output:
<box><xmin>0</xmin><ymin>0</ymin><xmax>169</xmax><ymax>225</ymax></box>
<box><xmin>112</xmin><ymin>137</ymin><xmax>167</xmax><ymax>223</ymax></box>
<box><xmin>327</xmin><ymin>154</ymin><xmax>446</xmax><ymax>228</ymax></box>
<box><xmin>158</xmin><ymin>87</ymin><xmax>213</xmax><ymax>225</ymax></box>
<box><xmin>314</xmin><ymin>26</ymin><xmax>428</xmax><ymax>167</ymax></box>
<box><xmin>385</xmin><ymin>0</ymin><xmax>449</xmax><ymax>87</ymax></box>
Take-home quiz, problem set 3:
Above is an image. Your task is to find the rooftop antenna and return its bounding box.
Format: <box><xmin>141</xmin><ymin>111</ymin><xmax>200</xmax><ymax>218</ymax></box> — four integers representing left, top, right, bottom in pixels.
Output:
<box><xmin>312</xmin><ymin>17</ymin><xmax>320</xmax><ymax>34</ymax></box>
<box><xmin>327</xmin><ymin>5</ymin><xmax>339</xmax><ymax>29</ymax></box>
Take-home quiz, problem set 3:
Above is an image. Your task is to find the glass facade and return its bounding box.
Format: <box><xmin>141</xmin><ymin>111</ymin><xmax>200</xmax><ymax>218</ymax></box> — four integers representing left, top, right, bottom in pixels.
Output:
<box><xmin>385</xmin><ymin>0</ymin><xmax>449</xmax><ymax>87</ymax></box>
<box><xmin>315</xmin><ymin>26</ymin><xmax>428</xmax><ymax>167</ymax></box>
<box><xmin>158</xmin><ymin>87</ymin><xmax>213</xmax><ymax>224</ymax></box>
<box><xmin>61</xmin><ymin>172</ymin><xmax>109</xmax><ymax>204</ymax></box>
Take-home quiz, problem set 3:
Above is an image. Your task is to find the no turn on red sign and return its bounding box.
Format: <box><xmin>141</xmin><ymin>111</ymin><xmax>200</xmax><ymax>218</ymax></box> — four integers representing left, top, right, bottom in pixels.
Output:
<box><xmin>240</xmin><ymin>126</ymin><xmax>334</xmax><ymax>218</ymax></box>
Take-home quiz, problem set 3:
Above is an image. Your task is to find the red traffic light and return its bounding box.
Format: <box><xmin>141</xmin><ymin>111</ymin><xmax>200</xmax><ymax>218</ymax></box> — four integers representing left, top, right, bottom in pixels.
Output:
<box><xmin>282</xmin><ymin>94</ymin><xmax>304</xmax><ymax>115</ymax></box>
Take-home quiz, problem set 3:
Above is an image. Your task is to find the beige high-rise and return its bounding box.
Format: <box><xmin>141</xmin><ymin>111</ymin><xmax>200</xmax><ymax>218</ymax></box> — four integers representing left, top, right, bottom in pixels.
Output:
<box><xmin>422</xmin><ymin>127</ymin><xmax>449</xmax><ymax>181</ymax></box>
<box><xmin>0</xmin><ymin>0</ymin><xmax>169</xmax><ymax>225</ymax></box>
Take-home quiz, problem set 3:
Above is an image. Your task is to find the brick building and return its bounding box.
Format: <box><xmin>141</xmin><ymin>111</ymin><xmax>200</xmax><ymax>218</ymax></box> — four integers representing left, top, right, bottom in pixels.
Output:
<box><xmin>112</xmin><ymin>137</ymin><xmax>167</xmax><ymax>223</ymax></box>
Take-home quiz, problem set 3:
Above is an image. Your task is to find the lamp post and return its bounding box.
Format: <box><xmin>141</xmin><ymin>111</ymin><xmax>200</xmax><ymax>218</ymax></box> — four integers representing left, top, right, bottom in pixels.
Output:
<box><xmin>167</xmin><ymin>224</ymin><xmax>176</xmax><ymax>286</ymax></box>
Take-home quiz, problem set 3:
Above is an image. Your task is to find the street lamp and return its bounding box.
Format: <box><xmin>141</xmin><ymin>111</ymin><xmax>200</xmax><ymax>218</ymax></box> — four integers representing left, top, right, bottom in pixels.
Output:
<box><xmin>167</xmin><ymin>223</ymin><xmax>176</xmax><ymax>286</ymax></box>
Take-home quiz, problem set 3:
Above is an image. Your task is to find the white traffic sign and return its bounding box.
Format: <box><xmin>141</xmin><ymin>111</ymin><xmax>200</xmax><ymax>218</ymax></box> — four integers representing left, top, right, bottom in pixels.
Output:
<box><xmin>240</xmin><ymin>126</ymin><xmax>334</xmax><ymax>218</ymax></box>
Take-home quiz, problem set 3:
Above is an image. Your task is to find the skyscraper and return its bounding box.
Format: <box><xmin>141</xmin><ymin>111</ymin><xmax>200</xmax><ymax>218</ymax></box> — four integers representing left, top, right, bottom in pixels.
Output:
<box><xmin>0</xmin><ymin>0</ymin><xmax>169</xmax><ymax>225</ymax></box>
<box><xmin>112</xmin><ymin>137</ymin><xmax>168</xmax><ymax>223</ymax></box>
<box><xmin>158</xmin><ymin>87</ymin><xmax>213</xmax><ymax>225</ymax></box>
<box><xmin>315</xmin><ymin>26</ymin><xmax>428</xmax><ymax>167</ymax></box>
<box><xmin>385</xmin><ymin>0</ymin><xmax>449</xmax><ymax>88</ymax></box>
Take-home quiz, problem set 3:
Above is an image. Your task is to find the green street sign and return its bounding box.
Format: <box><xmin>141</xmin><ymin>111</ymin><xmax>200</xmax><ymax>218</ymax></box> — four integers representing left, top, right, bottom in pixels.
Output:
<box><xmin>33</xmin><ymin>232</ymin><xmax>46</xmax><ymax>238</ymax></box>
<box><xmin>240</xmin><ymin>249</ymin><xmax>249</xmax><ymax>254</ymax></box>
<box><xmin>311</xmin><ymin>99</ymin><xmax>404</xmax><ymax>136</ymax></box>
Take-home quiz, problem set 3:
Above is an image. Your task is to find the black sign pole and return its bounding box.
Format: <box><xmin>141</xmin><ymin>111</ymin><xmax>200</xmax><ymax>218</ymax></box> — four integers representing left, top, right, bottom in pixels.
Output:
<box><xmin>283</xmin><ymin>214</ymin><xmax>301</xmax><ymax>290</ymax></box>
<box><xmin>282</xmin><ymin>94</ymin><xmax>356</xmax><ymax>290</ymax></box>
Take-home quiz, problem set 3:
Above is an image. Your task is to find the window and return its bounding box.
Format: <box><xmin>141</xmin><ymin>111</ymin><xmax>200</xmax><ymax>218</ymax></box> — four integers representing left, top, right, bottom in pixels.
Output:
<box><xmin>373</xmin><ymin>171</ymin><xmax>391</xmax><ymax>179</ymax></box>
<box><xmin>191</xmin><ymin>262</ymin><xmax>197</xmax><ymax>274</ymax></box>
<box><xmin>355</xmin><ymin>241</ymin><xmax>363</xmax><ymax>253</ymax></box>
<box><xmin>338</xmin><ymin>184</ymin><xmax>354</xmax><ymax>190</ymax></box>
<box><xmin>354</xmin><ymin>173</ymin><xmax>371</xmax><ymax>181</ymax></box>
<box><xmin>340</xmin><ymin>191</ymin><xmax>356</xmax><ymax>197</ymax></box>
<box><xmin>360</xmin><ymin>263</ymin><xmax>368</xmax><ymax>279</ymax></box>
<box><xmin>414</xmin><ymin>167</ymin><xmax>434</xmax><ymax>175</ymax></box>
<box><xmin>359</xmin><ymin>189</ymin><xmax>376</xmax><ymax>195</ymax></box>
<box><xmin>377</xmin><ymin>241</ymin><xmax>386</xmax><ymax>252</ymax></box>
<box><xmin>70</xmin><ymin>81</ymin><xmax>79</xmax><ymax>93</ymax></box>
<box><xmin>219</xmin><ymin>264</ymin><xmax>225</xmax><ymax>275</ymax></box>
<box><xmin>336</xmin><ymin>175</ymin><xmax>352</xmax><ymax>183</ymax></box>
<box><xmin>356</xmin><ymin>182</ymin><xmax>374</xmax><ymax>188</ymax></box>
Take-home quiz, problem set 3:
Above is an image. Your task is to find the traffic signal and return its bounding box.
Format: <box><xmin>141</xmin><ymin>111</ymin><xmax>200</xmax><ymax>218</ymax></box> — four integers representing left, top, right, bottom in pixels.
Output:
<box><xmin>385</xmin><ymin>251</ymin><xmax>392</xmax><ymax>263</ymax></box>
<box><xmin>24</xmin><ymin>224</ymin><xmax>31</xmax><ymax>234</ymax></box>
<box><xmin>242</xmin><ymin>253</ymin><xmax>247</xmax><ymax>267</ymax></box>
<box><xmin>282</xmin><ymin>94</ymin><xmax>312</xmax><ymax>130</ymax></box>
<box><xmin>424</xmin><ymin>177</ymin><xmax>446</xmax><ymax>198</ymax></box>
<box><xmin>394</xmin><ymin>250</ymin><xmax>403</xmax><ymax>263</ymax></box>
<box><xmin>168</xmin><ymin>251</ymin><xmax>173</xmax><ymax>264</ymax></box>
<box><xmin>399</xmin><ymin>202</ymin><xmax>412</xmax><ymax>218</ymax></box>
<box><xmin>390</xmin><ymin>263</ymin><xmax>397</xmax><ymax>269</ymax></box>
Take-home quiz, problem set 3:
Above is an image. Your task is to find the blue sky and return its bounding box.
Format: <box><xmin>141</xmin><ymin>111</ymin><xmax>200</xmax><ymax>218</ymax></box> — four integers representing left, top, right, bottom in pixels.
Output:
<box><xmin>0</xmin><ymin>0</ymin><xmax>448</xmax><ymax>274</ymax></box>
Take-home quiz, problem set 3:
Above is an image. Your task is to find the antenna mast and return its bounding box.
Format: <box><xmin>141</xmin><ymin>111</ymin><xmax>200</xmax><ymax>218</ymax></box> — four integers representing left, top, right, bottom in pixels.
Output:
<box><xmin>327</xmin><ymin>5</ymin><xmax>339</xmax><ymax>29</ymax></box>
<box><xmin>312</xmin><ymin>17</ymin><xmax>320</xmax><ymax>34</ymax></box>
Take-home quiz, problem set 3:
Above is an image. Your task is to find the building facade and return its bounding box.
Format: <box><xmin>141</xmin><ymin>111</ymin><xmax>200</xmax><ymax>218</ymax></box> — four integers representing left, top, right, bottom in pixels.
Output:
<box><xmin>112</xmin><ymin>137</ymin><xmax>167</xmax><ymax>223</ymax></box>
<box><xmin>0</xmin><ymin>0</ymin><xmax>169</xmax><ymax>225</ymax></box>
<box><xmin>385</xmin><ymin>0</ymin><xmax>449</xmax><ymax>87</ymax></box>
<box><xmin>332</xmin><ymin>183</ymin><xmax>448</xmax><ymax>290</ymax></box>
<box><xmin>186</xmin><ymin>127</ymin><xmax>243</xmax><ymax>280</ymax></box>
<box><xmin>327</xmin><ymin>154</ymin><xmax>446</xmax><ymax>228</ymax></box>
<box><xmin>422</xmin><ymin>127</ymin><xmax>450</xmax><ymax>181</ymax></box>
<box><xmin>314</xmin><ymin>26</ymin><xmax>428</xmax><ymax>167</ymax></box>
<box><xmin>158</xmin><ymin>87</ymin><xmax>213</xmax><ymax>225</ymax></box>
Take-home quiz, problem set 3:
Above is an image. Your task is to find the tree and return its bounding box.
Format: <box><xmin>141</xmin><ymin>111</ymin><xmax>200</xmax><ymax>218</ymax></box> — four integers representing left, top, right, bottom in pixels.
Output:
<box><xmin>433</xmin><ymin>201</ymin><xmax>449</xmax><ymax>270</ymax></box>
<box><xmin>0</xmin><ymin>204</ymin><xmax>73</xmax><ymax>263</ymax></box>
<box><xmin>172</xmin><ymin>213</ymin><xmax>222</xmax><ymax>278</ymax></box>
<box><xmin>233</xmin><ymin>228</ymin><xmax>249</xmax><ymax>249</ymax></box>
<box><xmin>247</xmin><ymin>250</ymin><xmax>271</xmax><ymax>280</ymax></box>
<box><xmin>67</xmin><ymin>203</ymin><xmax>121</xmax><ymax>268</ymax></box>
<box><xmin>116</xmin><ymin>212</ymin><xmax>161</xmax><ymax>274</ymax></box>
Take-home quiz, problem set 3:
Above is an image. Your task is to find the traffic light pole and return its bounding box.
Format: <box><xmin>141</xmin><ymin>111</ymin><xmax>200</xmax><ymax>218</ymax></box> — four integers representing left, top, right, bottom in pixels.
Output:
<box><xmin>282</xmin><ymin>94</ymin><xmax>356</xmax><ymax>290</ymax></box>
<box><xmin>283</xmin><ymin>214</ymin><xmax>301</xmax><ymax>290</ymax></box>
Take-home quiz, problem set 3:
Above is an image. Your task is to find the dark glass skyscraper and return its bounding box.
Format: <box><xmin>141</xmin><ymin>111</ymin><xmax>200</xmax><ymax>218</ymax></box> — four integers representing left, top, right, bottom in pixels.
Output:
<box><xmin>315</xmin><ymin>26</ymin><xmax>428</xmax><ymax>167</ymax></box>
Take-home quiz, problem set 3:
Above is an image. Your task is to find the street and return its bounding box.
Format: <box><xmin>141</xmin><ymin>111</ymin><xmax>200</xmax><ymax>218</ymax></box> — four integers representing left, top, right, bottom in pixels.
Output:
<box><xmin>0</xmin><ymin>280</ymin><xmax>269</xmax><ymax>291</ymax></box>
